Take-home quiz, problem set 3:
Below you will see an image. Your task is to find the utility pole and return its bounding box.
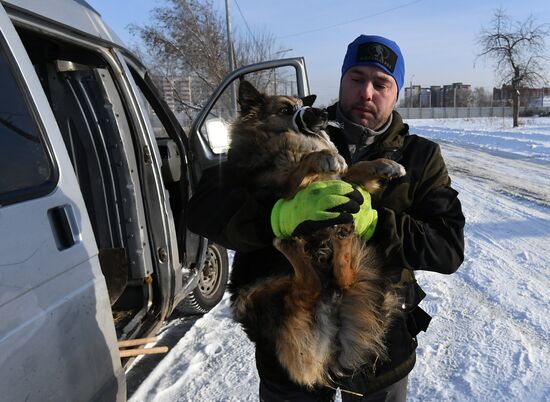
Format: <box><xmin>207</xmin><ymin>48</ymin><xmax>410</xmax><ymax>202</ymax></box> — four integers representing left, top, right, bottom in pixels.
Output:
<box><xmin>409</xmin><ymin>74</ymin><xmax>415</xmax><ymax>108</ymax></box>
<box><xmin>225</xmin><ymin>0</ymin><xmax>237</xmax><ymax>116</ymax></box>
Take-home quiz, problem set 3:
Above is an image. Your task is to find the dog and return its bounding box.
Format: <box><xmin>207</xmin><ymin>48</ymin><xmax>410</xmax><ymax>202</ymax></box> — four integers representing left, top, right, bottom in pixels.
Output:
<box><xmin>227</xmin><ymin>80</ymin><xmax>405</xmax><ymax>388</ymax></box>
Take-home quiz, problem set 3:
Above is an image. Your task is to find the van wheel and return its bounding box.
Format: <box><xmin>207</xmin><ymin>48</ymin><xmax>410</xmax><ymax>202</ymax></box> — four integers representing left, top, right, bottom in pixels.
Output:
<box><xmin>179</xmin><ymin>243</ymin><xmax>229</xmax><ymax>314</ymax></box>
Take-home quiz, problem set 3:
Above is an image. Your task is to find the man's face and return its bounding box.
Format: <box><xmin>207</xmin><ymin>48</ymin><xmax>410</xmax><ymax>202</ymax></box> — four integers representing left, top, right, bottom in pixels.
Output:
<box><xmin>339</xmin><ymin>65</ymin><xmax>398</xmax><ymax>130</ymax></box>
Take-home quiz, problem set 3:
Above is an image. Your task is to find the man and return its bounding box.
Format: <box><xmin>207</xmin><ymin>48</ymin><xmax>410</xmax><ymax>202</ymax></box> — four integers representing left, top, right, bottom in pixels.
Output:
<box><xmin>188</xmin><ymin>34</ymin><xmax>465</xmax><ymax>401</ymax></box>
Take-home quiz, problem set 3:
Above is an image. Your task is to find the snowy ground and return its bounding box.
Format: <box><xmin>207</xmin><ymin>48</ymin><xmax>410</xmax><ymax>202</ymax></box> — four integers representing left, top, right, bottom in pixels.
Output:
<box><xmin>128</xmin><ymin>117</ymin><xmax>550</xmax><ymax>402</ymax></box>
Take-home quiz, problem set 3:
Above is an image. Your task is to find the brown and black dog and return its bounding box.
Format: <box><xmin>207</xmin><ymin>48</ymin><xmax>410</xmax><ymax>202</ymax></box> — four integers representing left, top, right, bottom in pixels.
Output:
<box><xmin>228</xmin><ymin>80</ymin><xmax>405</xmax><ymax>388</ymax></box>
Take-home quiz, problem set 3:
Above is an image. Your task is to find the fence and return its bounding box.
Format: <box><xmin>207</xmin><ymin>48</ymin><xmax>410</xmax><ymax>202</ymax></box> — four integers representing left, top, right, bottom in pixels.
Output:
<box><xmin>395</xmin><ymin>106</ymin><xmax>550</xmax><ymax>119</ymax></box>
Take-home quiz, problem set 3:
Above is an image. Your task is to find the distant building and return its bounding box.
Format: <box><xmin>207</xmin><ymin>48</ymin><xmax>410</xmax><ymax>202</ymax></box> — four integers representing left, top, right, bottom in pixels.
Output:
<box><xmin>403</xmin><ymin>85</ymin><xmax>421</xmax><ymax>107</ymax></box>
<box><xmin>429</xmin><ymin>86</ymin><xmax>441</xmax><ymax>107</ymax></box>
<box><xmin>493</xmin><ymin>86</ymin><xmax>550</xmax><ymax>107</ymax></box>
<box><xmin>402</xmin><ymin>82</ymin><xmax>472</xmax><ymax>107</ymax></box>
<box><xmin>150</xmin><ymin>74</ymin><xmax>212</xmax><ymax>113</ymax></box>
<box><xmin>442</xmin><ymin>83</ymin><xmax>471</xmax><ymax>107</ymax></box>
<box><xmin>156</xmin><ymin>76</ymin><xmax>191</xmax><ymax>112</ymax></box>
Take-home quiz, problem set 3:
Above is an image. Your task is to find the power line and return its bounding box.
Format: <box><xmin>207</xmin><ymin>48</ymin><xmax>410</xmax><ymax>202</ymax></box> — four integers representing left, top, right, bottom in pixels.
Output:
<box><xmin>233</xmin><ymin>0</ymin><xmax>262</xmax><ymax>53</ymax></box>
<box><xmin>278</xmin><ymin>0</ymin><xmax>423</xmax><ymax>39</ymax></box>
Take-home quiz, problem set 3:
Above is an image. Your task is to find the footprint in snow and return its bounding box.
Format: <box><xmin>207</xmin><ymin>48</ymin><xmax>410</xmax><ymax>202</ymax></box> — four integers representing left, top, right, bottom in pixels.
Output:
<box><xmin>205</xmin><ymin>343</ymin><xmax>223</xmax><ymax>356</ymax></box>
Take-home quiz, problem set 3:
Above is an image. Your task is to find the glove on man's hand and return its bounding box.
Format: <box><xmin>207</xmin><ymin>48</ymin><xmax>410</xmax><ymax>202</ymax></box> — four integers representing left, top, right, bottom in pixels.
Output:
<box><xmin>352</xmin><ymin>185</ymin><xmax>378</xmax><ymax>241</ymax></box>
<box><xmin>271</xmin><ymin>180</ymin><xmax>363</xmax><ymax>239</ymax></box>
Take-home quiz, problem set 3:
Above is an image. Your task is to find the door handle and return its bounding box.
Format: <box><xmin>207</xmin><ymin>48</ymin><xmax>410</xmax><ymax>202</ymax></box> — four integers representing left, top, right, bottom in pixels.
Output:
<box><xmin>48</xmin><ymin>204</ymin><xmax>80</xmax><ymax>250</ymax></box>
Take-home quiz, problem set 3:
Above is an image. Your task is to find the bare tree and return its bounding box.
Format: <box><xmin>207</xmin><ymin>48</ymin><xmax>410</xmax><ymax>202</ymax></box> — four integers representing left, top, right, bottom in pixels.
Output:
<box><xmin>477</xmin><ymin>8</ymin><xmax>550</xmax><ymax>126</ymax></box>
<box><xmin>455</xmin><ymin>87</ymin><xmax>473</xmax><ymax>107</ymax></box>
<box><xmin>129</xmin><ymin>0</ymin><xmax>282</xmax><ymax>121</ymax></box>
<box><xmin>471</xmin><ymin>87</ymin><xmax>493</xmax><ymax>107</ymax></box>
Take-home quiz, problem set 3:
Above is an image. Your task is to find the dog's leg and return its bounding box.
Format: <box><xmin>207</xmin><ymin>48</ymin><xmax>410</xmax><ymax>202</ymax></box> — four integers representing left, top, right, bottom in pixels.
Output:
<box><xmin>274</xmin><ymin>237</ymin><xmax>321</xmax><ymax>307</ymax></box>
<box><xmin>331</xmin><ymin>223</ymin><xmax>355</xmax><ymax>289</ymax></box>
<box><xmin>282</xmin><ymin>150</ymin><xmax>346</xmax><ymax>198</ymax></box>
<box><xmin>343</xmin><ymin>158</ymin><xmax>405</xmax><ymax>193</ymax></box>
<box><xmin>273</xmin><ymin>237</ymin><xmax>332</xmax><ymax>387</ymax></box>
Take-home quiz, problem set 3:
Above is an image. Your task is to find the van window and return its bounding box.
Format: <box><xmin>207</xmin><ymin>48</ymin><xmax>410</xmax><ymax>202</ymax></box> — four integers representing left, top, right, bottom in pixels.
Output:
<box><xmin>0</xmin><ymin>41</ymin><xmax>55</xmax><ymax>204</ymax></box>
<box><xmin>198</xmin><ymin>66</ymin><xmax>301</xmax><ymax>155</ymax></box>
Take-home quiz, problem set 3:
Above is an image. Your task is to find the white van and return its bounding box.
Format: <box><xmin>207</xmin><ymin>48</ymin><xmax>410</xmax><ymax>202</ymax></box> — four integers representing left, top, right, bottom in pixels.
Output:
<box><xmin>0</xmin><ymin>0</ymin><xmax>310</xmax><ymax>400</ymax></box>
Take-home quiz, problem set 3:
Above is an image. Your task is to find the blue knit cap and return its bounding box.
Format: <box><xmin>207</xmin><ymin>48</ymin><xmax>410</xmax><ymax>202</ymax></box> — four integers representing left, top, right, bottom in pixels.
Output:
<box><xmin>341</xmin><ymin>35</ymin><xmax>405</xmax><ymax>93</ymax></box>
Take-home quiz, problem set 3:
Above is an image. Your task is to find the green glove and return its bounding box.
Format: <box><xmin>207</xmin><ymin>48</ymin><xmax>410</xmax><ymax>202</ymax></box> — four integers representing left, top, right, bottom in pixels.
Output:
<box><xmin>271</xmin><ymin>180</ymin><xmax>363</xmax><ymax>239</ymax></box>
<box><xmin>352</xmin><ymin>186</ymin><xmax>378</xmax><ymax>241</ymax></box>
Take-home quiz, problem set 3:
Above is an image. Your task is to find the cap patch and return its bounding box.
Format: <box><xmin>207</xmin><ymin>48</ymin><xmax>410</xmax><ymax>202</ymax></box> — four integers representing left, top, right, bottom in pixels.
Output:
<box><xmin>356</xmin><ymin>42</ymin><xmax>397</xmax><ymax>73</ymax></box>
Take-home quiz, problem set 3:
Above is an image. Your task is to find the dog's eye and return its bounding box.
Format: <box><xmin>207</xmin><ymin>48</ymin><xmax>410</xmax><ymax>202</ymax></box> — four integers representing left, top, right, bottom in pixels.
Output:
<box><xmin>280</xmin><ymin>105</ymin><xmax>294</xmax><ymax>115</ymax></box>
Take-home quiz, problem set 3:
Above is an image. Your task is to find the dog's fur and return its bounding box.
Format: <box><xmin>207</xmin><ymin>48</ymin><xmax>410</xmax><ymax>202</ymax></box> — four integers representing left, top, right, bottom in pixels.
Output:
<box><xmin>228</xmin><ymin>80</ymin><xmax>405</xmax><ymax>388</ymax></box>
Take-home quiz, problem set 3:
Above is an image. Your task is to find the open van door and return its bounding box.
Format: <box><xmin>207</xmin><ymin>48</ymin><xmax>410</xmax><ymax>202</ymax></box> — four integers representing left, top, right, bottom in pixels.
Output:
<box><xmin>188</xmin><ymin>58</ymin><xmax>310</xmax><ymax>180</ymax></box>
<box><xmin>0</xmin><ymin>5</ymin><xmax>124</xmax><ymax>401</ymax></box>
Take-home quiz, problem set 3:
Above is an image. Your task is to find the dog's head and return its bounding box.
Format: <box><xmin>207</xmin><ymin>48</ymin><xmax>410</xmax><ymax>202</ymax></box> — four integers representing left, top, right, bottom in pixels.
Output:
<box><xmin>237</xmin><ymin>80</ymin><xmax>327</xmax><ymax>136</ymax></box>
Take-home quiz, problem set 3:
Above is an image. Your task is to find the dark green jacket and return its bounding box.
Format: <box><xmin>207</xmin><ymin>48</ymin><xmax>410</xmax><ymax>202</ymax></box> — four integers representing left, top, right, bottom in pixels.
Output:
<box><xmin>187</xmin><ymin>108</ymin><xmax>465</xmax><ymax>394</ymax></box>
<box><xmin>327</xmin><ymin>108</ymin><xmax>465</xmax><ymax>275</ymax></box>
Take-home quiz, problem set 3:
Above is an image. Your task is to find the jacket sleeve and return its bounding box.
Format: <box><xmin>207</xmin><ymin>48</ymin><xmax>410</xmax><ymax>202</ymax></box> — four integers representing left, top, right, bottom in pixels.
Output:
<box><xmin>187</xmin><ymin>163</ymin><xmax>275</xmax><ymax>252</ymax></box>
<box><xmin>375</xmin><ymin>145</ymin><xmax>465</xmax><ymax>274</ymax></box>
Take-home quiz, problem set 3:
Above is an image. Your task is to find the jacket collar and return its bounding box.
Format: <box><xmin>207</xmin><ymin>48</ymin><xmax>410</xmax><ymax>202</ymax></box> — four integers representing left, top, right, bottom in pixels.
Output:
<box><xmin>334</xmin><ymin>104</ymin><xmax>392</xmax><ymax>147</ymax></box>
<box><xmin>327</xmin><ymin>103</ymin><xmax>408</xmax><ymax>160</ymax></box>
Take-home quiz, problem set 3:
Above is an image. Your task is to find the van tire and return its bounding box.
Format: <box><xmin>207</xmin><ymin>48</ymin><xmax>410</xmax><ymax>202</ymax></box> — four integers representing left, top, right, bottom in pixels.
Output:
<box><xmin>179</xmin><ymin>243</ymin><xmax>229</xmax><ymax>314</ymax></box>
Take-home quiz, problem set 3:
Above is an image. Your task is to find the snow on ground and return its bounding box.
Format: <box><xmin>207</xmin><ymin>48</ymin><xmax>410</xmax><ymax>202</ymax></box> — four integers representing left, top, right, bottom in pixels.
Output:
<box><xmin>408</xmin><ymin>117</ymin><xmax>550</xmax><ymax>163</ymax></box>
<box><xmin>129</xmin><ymin>117</ymin><xmax>550</xmax><ymax>402</ymax></box>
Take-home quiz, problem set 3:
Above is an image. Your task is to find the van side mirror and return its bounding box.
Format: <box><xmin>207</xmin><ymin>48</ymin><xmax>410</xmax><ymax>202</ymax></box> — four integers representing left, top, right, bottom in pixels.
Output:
<box><xmin>203</xmin><ymin>118</ymin><xmax>230</xmax><ymax>154</ymax></box>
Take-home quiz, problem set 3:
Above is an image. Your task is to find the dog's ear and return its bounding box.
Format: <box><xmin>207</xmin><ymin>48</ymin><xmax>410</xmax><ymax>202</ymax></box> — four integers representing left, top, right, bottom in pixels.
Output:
<box><xmin>238</xmin><ymin>80</ymin><xmax>264</xmax><ymax>115</ymax></box>
<box><xmin>301</xmin><ymin>95</ymin><xmax>317</xmax><ymax>107</ymax></box>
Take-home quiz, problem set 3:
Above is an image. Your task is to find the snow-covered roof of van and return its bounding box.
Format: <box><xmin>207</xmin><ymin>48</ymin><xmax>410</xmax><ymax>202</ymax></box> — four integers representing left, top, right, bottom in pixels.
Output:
<box><xmin>2</xmin><ymin>0</ymin><xmax>125</xmax><ymax>47</ymax></box>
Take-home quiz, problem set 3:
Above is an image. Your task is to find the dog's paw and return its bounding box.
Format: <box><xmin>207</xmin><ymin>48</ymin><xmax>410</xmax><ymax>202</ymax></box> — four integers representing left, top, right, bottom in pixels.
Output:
<box><xmin>316</xmin><ymin>151</ymin><xmax>348</xmax><ymax>174</ymax></box>
<box><xmin>334</xmin><ymin>154</ymin><xmax>348</xmax><ymax>174</ymax></box>
<box><xmin>376</xmin><ymin>160</ymin><xmax>406</xmax><ymax>179</ymax></box>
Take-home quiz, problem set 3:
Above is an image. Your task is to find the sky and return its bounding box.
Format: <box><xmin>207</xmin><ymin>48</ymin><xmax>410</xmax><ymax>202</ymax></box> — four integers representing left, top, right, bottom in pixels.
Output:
<box><xmin>88</xmin><ymin>0</ymin><xmax>550</xmax><ymax>105</ymax></box>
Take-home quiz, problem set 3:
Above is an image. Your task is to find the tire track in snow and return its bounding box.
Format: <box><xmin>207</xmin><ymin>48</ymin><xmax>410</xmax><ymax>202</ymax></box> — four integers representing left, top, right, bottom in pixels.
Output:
<box><xmin>413</xmin><ymin>266</ymin><xmax>550</xmax><ymax>401</ymax></box>
<box><xmin>409</xmin><ymin>144</ymin><xmax>550</xmax><ymax>401</ymax></box>
<box><xmin>129</xmin><ymin>295</ymin><xmax>259</xmax><ymax>402</ymax></box>
<box><xmin>440</xmin><ymin>142</ymin><xmax>550</xmax><ymax>208</ymax></box>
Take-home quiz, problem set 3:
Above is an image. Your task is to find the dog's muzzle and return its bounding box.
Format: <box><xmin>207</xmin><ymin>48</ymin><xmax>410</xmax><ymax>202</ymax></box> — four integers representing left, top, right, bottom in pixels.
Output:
<box><xmin>292</xmin><ymin>106</ymin><xmax>328</xmax><ymax>135</ymax></box>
